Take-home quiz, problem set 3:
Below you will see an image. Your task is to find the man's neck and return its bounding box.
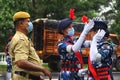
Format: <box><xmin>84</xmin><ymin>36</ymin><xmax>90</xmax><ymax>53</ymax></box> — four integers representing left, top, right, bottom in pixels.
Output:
<box><xmin>16</xmin><ymin>28</ymin><xmax>27</xmax><ymax>35</ymax></box>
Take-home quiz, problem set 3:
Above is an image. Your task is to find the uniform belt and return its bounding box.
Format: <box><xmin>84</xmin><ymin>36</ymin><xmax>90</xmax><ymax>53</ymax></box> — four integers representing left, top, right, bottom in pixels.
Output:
<box><xmin>15</xmin><ymin>71</ymin><xmax>40</xmax><ymax>80</ymax></box>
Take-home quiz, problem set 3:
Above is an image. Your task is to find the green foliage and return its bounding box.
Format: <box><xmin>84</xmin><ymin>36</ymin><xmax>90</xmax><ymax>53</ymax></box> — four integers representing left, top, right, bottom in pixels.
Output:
<box><xmin>110</xmin><ymin>12</ymin><xmax>120</xmax><ymax>37</ymax></box>
<box><xmin>31</xmin><ymin>0</ymin><xmax>110</xmax><ymax>20</ymax></box>
<box><xmin>109</xmin><ymin>0</ymin><xmax>120</xmax><ymax>37</ymax></box>
<box><xmin>0</xmin><ymin>0</ymin><xmax>33</xmax><ymax>51</ymax></box>
<box><xmin>0</xmin><ymin>65</ymin><xmax>7</xmax><ymax>72</ymax></box>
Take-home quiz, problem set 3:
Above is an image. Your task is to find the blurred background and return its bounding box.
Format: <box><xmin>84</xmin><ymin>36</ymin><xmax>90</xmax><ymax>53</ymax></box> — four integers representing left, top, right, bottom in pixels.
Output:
<box><xmin>0</xmin><ymin>0</ymin><xmax>120</xmax><ymax>51</ymax></box>
<box><xmin>0</xmin><ymin>0</ymin><xmax>120</xmax><ymax>73</ymax></box>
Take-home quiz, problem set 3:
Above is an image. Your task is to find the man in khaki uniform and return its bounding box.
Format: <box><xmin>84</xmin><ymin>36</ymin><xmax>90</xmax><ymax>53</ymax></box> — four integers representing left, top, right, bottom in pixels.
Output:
<box><xmin>9</xmin><ymin>11</ymin><xmax>52</xmax><ymax>80</ymax></box>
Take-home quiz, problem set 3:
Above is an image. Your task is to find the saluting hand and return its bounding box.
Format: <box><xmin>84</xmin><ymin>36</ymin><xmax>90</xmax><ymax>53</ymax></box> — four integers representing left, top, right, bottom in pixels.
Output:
<box><xmin>93</xmin><ymin>29</ymin><xmax>106</xmax><ymax>42</ymax></box>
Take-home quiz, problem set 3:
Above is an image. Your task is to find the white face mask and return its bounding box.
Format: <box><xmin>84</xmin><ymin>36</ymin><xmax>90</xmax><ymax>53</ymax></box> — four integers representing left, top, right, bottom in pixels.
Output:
<box><xmin>26</xmin><ymin>22</ymin><xmax>33</xmax><ymax>33</ymax></box>
<box><xmin>67</xmin><ymin>27</ymin><xmax>75</xmax><ymax>36</ymax></box>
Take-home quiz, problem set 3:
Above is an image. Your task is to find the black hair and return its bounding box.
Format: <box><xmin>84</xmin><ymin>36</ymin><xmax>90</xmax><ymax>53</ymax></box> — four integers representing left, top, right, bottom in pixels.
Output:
<box><xmin>104</xmin><ymin>30</ymin><xmax>109</xmax><ymax>37</ymax></box>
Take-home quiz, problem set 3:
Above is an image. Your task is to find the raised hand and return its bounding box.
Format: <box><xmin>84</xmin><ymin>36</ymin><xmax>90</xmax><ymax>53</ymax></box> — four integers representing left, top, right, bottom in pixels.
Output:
<box><xmin>83</xmin><ymin>20</ymin><xmax>94</xmax><ymax>34</ymax></box>
<box><xmin>93</xmin><ymin>29</ymin><xmax>106</xmax><ymax>42</ymax></box>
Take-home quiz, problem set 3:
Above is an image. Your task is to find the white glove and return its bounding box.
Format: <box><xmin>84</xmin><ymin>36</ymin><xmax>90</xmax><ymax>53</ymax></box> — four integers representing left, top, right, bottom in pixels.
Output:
<box><xmin>77</xmin><ymin>68</ymin><xmax>88</xmax><ymax>77</ymax></box>
<box><xmin>90</xmin><ymin>39</ymin><xmax>98</xmax><ymax>61</ymax></box>
<box><xmin>90</xmin><ymin>29</ymin><xmax>105</xmax><ymax>62</ymax></box>
<box><xmin>93</xmin><ymin>29</ymin><xmax>106</xmax><ymax>42</ymax></box>
<box><xmin>71</xmin><ymin>20</ymin><xmax>94</xmax><ymax>52</ymax></box>
<box><xmin>82</xmin><ymin>20</ymin><xmax>95</xmax><ymax>35</ymax></box>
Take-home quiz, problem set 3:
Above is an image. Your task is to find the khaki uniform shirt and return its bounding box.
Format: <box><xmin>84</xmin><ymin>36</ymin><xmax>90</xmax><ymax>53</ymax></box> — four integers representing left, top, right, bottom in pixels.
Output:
<box><xmin>9</xmin><ymin>31</ymin><xmax>43</xmax><ymax>80</ymax></box>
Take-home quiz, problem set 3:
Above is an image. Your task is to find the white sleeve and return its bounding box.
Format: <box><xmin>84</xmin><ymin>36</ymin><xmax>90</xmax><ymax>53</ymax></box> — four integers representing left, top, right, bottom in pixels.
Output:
<box><xmin>66</xmin><ymin>32</ymin><xmax>86</xmax><ymax>53</ymax></box>
<box><xmin>72</xmin><ymin>20</ymin><xmax>94</xmax><ymax>52</ymax></box>
<box><xmin>72</xmin><ymin>32</ymin><xmax>86</xmax><ymax>52</ymax></box>
<box><xmin>90</xmin><ymin>30</ymin><xmax>106</xmax><ymax>62</ymax></box>
<box><xmin>66</xmin><ymin>45</ymin><xmax>73</xmax><ymax>53</ymax></box>
<box><xmin>90</xmin><ymin>40</ymin><xmax>98</xmax><ymax>61</ymax></box>
<box><xmin>66</xmin><ymin>34</ymin><xmax>89</xmax><ymax>53</ymax></box>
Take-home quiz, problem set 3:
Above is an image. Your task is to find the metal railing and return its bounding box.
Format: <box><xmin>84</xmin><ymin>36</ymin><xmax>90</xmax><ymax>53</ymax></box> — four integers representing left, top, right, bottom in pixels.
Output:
<box><xmin>0</xmin><ymin>52</ymin><xmax>7</xmax><ymax>65</ymax></box>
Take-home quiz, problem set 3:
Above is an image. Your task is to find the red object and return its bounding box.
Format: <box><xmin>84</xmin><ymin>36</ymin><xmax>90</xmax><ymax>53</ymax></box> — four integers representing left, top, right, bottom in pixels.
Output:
<box><xmin>88</xmin><ymin>56</ymin><xmax>100</xmax><ymax>80</ymax></box>
<box><xmin>9</xmin><ymin>36</ymin><xmax>13</xmax><ymax>40</ymax></box>
<box><xmin>69</xmin><ymin>9</ymin><xmax>76</xmax><ymax>20</ymax></box>
<box><xmin>65</xmin><ymin>39</ymin><xmax>84</xmax><ymax>69</ymax></box>
<box><xmin>75</xmin><ymin>51</ymin><xmax>84</xmax><ymax>68</ymax></box>
<box><xmin>88</xmin><ymin>56</ymin><xmax>111</xmax><ymax>80</ymax></box>
<box><xmin>81</xmin><ymin>15</ymin><xmax>89</xmax><ymax>23</ymax></box>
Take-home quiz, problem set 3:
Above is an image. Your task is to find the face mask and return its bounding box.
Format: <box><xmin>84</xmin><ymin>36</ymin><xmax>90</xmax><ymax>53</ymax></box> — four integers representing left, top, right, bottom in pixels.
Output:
<box><xmin>27</xmin><ymin>22</ymin><xmax>33</xmax><ymax>33</ymax></box>
<box><xmin>67</xmin><ymin>27</ymin><xmax>75</xmax><ymax>36</ymax></box>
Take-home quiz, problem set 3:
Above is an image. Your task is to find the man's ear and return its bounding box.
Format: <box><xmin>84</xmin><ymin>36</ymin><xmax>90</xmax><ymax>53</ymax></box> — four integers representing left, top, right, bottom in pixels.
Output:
<box><xmin>20</xmin><ymin>21</ymin><xmax>23</xmax><ymax>25</ymax></box>
<box><xmin>18</xmin><ymin>21</ymin><xmax>24</xmax><ymax>26</ymax></box>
